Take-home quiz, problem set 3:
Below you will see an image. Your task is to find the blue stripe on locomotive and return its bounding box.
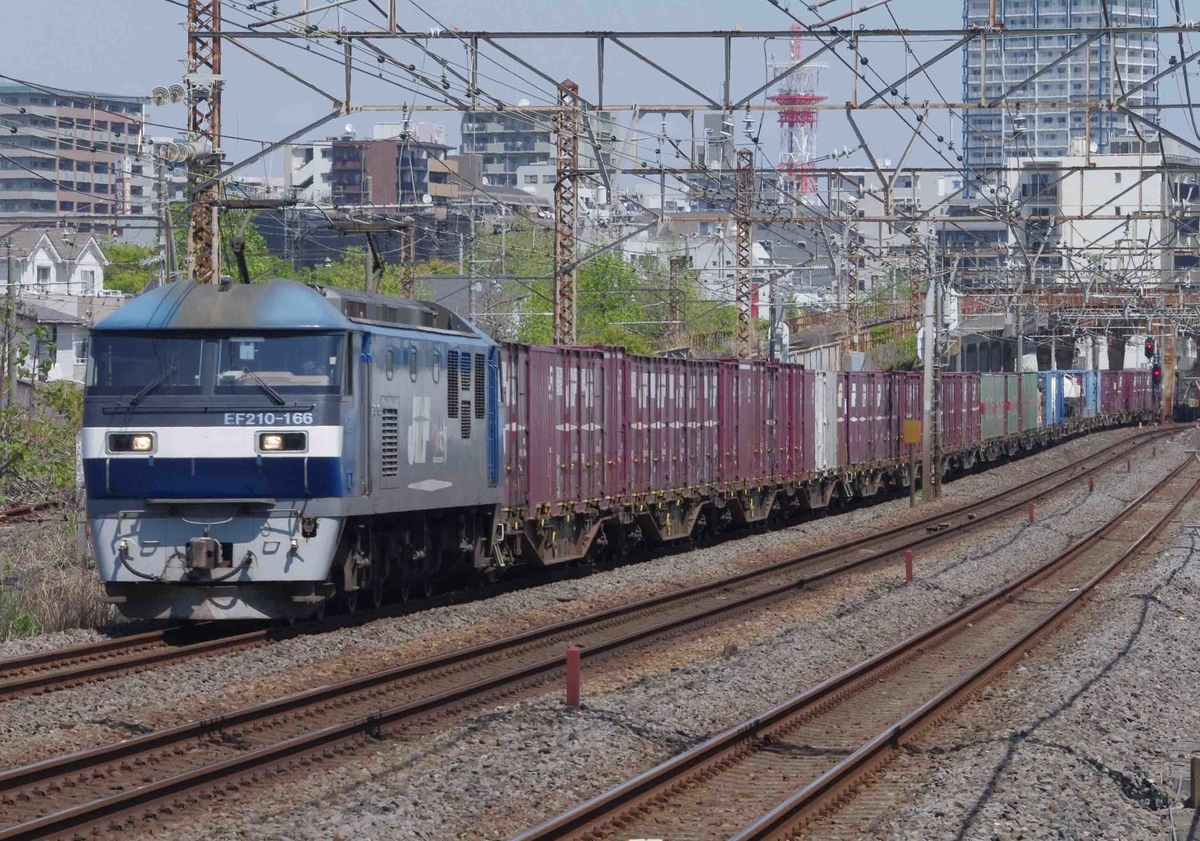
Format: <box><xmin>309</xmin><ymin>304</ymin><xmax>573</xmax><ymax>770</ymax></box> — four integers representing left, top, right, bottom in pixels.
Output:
<box><xmin>84</xmin><ymin>457</ymin><xmax>347</xmax><ymax>499</ymax></box>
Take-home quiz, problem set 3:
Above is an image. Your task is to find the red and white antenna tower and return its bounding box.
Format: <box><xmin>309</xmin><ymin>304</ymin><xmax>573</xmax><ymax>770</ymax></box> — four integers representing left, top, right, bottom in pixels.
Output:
<box><xmin>770</xmin><ymin>25</ymin><xmax>826</xmax><ymax>200</ymax></box>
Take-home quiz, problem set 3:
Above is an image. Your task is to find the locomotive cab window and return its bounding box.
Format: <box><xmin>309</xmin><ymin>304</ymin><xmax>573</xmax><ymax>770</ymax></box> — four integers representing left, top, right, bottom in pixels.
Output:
<box><xmin>215</xmin><ymin>332</ymin><xmax>344</xmax><ymax>395</ymax></box>
<box><xmin>86</xmin><ymin>333</ymin><xmax>204</xmax><ymax>397</ymax></box>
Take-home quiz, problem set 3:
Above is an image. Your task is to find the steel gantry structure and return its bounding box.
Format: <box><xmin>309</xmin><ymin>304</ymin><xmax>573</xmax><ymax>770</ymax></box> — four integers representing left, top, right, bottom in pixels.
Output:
<box><xmin>161</xmin><ymin>1</ymin><xmax>1200</xmax><ymax>363</ymax></box>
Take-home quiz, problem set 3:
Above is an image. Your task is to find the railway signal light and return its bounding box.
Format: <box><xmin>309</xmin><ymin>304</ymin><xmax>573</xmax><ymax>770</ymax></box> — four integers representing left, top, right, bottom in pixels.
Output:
<box><xmin>1152</xmin><ymin>362</ymin><xmax>1163</xmax><ymax>385</ymax></box>
<box><xmin>1145</xmin><ymin>335</ymin><xmax>1155</xmax><ymax>359</ymax></box>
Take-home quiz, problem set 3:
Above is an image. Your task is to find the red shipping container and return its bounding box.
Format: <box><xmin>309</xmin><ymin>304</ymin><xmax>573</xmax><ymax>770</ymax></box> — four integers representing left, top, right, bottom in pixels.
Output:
<box><xmin>940</xmin><ymin>373</ymin><xmax>982</xmax><ymax>451</ymax></box>
<box><xmin>501</xmin><ymin>344</ymin><xmax>615</xmax><ymax>514</ymax></box>
<box><xmin>717</xmin><ymin>360</ymin><xmax>770</xmax><ymax>487</ymax></box>
<box><xmin>1100</xmin><ymin>371</ymin><xmax>1122</xmax><ymax>414</ymax></box>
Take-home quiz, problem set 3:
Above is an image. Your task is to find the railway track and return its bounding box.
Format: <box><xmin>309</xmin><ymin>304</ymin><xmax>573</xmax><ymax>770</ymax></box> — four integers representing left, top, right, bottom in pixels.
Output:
<box><xmin>514</xmin><ymin>453</ymin><xmax>1200</xmax><ymax>841</ymax></box>
<box><xmin>0</xmin><ymin>429</ymin><xmax>1182</xmax><ymax>839</ymax></box>
<box><xmin>0</xmin><ymin>427</ymin><xmax>1172</xmax><ymax>703</ymax></box>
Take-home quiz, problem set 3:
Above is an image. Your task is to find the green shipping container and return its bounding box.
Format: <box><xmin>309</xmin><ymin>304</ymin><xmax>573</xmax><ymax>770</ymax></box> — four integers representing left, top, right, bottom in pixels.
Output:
<box><xmin>1005</xmin><ymin>374</ymin><xmax>1020</xmax><ymax>436</ymax></box>
<box><xmin>1020</xmin><ymin>372</ymin><xmax>1039</xmax><ymax>432</ymax></box>
<box><xmin>981</xmin><ymin>373</ymin><xmax>1006</xmax><ymax>440</ymax></box>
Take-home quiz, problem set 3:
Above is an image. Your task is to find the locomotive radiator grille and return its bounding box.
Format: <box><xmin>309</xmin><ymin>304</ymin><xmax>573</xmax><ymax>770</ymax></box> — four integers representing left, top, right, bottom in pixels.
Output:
<box><xmin>461</xmin><ymin>401</ymin><xmax>472</xmax><ymax>439</ymax></box>
<box><xmin>475</xmin><ymin>353</ymin><xmax>486</xmax><ymax>419</ymax></box>
<box><xmin>381</xmin><ymin>407</ymin><xmax>400</xmax><ymax>476</ymax></box>
<box><xmin>447</xmin><ymin>351</ymin><xmax>459</xmax><ymax>418</ymax></box>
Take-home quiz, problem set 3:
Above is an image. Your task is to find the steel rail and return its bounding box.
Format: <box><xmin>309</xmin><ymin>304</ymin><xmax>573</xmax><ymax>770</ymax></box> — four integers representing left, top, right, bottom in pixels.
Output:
<box><xmin>0</xmin><ymin>430</ymin><xmax>1178</xmax><ymax>839</ymax></box>
<box><xmin>513</xmin><ymin>456</ymin><xmax>1198</xmax><ymax>841</ymax></box>
<box><xmin>0</xmin><ymin>426</ymin><xmax>1167</xmax><ymax>702</ymax></box>
<box><xmin>0</xmin><ymin>501</ymin><xmax>58</xmax><ymax>521</ymax></box>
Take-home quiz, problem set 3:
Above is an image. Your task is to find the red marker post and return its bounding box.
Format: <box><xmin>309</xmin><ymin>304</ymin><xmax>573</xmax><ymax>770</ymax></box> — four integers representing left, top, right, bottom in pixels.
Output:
<box><xmin>904</xmin><ymin>549</ymin><xmax>914</xmax><ymax>583</ymax></box>
<box><xmin>1088</xmin><ymin>475</ymin><xmax>1094</xmax><ymax>494</ymax></box>
<box><xmin>1027</xmin><ymin>502</ymin><xmax>1035</xmax><ymax>524</ymax></box>
<box><xmin>566</xmin><ymin>645</ymin><xmax>581</xmax><ymax>708</ymax></box>
<box><xmin>1126</xmin><ymin>457</ymin><xmax>1132</xmax><ymax>472</ymax></box>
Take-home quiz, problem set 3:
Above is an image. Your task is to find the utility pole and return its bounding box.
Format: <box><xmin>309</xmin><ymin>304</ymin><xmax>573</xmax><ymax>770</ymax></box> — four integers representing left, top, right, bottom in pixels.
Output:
<box><xmin>735</xmin><ymin>148</ymin><xmax>754</xmax><ymax>358</ymax></box>
<box><xmin>921</xmin><ymin>275</ymin><xmax>937</xmax><ymax>502</ymax></box>
<box><xmin>842</xmin><ymin>218</ymin><xmax>861</xmax><ymax>354</ymax></box>
<box><xmin>2</xmin><ymin>241</ymin><xmax>12</xmax><ymax>410</ymax></box>
<box><xmin>553</xmin><ymin>79</ymin><xmax>581</xmax><ymax>345</ymax></box>
<box><xmin>186</xmin><ymin>0</ymin><xmax>223</xmax><ymax>284</ymax></box>
<box><xmin>667</xmin><ymin>255</ymin><xmax>689</xmax><ymax>349</ymax></box>
<box><xmin>400</xmin><ymin>215</ymin><xmax>416</xmax><ymax>298</ymax></box>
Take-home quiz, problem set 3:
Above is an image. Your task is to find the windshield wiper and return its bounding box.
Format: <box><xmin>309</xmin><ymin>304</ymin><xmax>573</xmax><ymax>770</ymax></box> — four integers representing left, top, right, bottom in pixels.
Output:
<box><xmin>127</xmin><ymin>365</ymin><xmax>177</xmax><ymax>407</ymax></box>
<box><xmin>240</xmin><ymin>367</ymin><xmax>286</xmax><ymax>406</ymax></box>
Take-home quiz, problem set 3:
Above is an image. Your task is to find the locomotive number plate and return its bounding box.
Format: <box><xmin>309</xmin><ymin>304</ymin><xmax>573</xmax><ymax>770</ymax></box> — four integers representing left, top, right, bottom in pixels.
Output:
<box><xmin>224</xmin><ymin>412</ymin><xmax>315</xmax><ymax>426</ymax></box>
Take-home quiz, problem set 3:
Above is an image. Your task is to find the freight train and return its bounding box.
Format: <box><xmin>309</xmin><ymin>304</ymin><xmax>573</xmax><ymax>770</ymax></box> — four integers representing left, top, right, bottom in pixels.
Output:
<box><xmin>82</xmin><ymin>279</ymin><xmax>1158</xmax><ymax>620</ymax></box>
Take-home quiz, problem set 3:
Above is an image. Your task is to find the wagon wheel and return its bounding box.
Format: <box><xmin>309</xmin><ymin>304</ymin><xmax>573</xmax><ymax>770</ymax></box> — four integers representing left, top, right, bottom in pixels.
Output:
<box><xmin>341</xmin><ymin>589</ymin><xmax>359</xmax><ymax>614</ymax></box>
<box><xmin>311</xmin><ymin>598</ymin><xmax>327</xmax><ymax>622</ymax></box>
<box><xmin>399</xmin><ymin>583</ymin><xmax>412</xmax><ymax>603</ymax></box>
<box><xmin>422</xmin><ymin>576</ymin><xmax>436</xmax><ymax>599</ymax></box>
<box><xmin>370</xmin><ymin>578</ymin><xmax>385</xmax><ymax>609</ymax></box>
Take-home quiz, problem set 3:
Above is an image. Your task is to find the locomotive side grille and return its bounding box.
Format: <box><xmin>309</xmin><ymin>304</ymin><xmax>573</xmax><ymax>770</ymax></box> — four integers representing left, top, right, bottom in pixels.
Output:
<box><xmin>460</xmin><ymin>401</ymin><xmax>471</xmax><ymax>439</ymax></box>
<box><xmin>475</xmin><ymin>353</ymin><xmax>486</xmax><ymax>419</ymax></box>
<box><xmin>460</xmin><ymin>352</ymin><xmax>472</xmax><ymax>390</ymax></box>
<box><xmin>381</xmin><ymin>407</ymin><xmax>399</xmax><ymax>476</ymax></box>
<box><xmin>447</xmin><ymin>350</ymin><xmax>459</xmax><ymax>418</ymax></box>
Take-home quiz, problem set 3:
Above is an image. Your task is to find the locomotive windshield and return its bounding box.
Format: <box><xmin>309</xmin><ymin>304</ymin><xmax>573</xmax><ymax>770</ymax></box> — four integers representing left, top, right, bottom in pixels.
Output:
<box><xmin>86</xmin><ymin>334</ymin><xmax>204</xmax><ymax>396</ymax></box>
<box><xmin>214</xmin><ymin>334</ymin><xmax>344</xmax><ymax>396</ymax></box>
<box><xmin>87</xmin><ymin>332</ymin><xmax>346</xmax><ymax>398</ymax></box>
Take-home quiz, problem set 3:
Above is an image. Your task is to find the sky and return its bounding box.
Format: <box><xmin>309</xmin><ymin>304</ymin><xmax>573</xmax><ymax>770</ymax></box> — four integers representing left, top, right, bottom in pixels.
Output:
<box><xmin>0</xmin><ymin>0</ymin><xmax>1191</xmax><ymax>189</ymax></box>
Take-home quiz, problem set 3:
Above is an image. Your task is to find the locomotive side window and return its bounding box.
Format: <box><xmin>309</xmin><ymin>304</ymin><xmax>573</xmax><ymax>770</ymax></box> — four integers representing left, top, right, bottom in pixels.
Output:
<box><xmin>432</xmin><ymin>350</ymin><xmax>441</xmax><ymax>384</ymax></box>
<box><xmin>408</xmin><ymin>343</ymin><xmax>419</xmax><ymax>382</ymax></box>
<box><xmin>385</xmin><ymin>347</ymin><xmax>395</xmax><ymax>381</ymax></box>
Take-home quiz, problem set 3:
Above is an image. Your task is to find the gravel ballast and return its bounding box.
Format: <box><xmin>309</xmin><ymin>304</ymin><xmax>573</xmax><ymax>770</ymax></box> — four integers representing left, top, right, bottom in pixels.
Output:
<box><xmin>0</xmin><ymin>426</ymin><xmax>1159</xmax><ymax>770</ymax></box>
<box><xmin>119</xmin><ymin>430</ymin><xmax>1195</xmax><ymax>840</ymax></box>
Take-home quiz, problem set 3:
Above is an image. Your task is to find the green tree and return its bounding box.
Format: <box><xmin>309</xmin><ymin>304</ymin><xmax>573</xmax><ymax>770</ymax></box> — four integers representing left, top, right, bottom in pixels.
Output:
<box><xmin>102</xmin><ymin>241</ymin><xmax>158</xmax><ymax>294</ymax></box>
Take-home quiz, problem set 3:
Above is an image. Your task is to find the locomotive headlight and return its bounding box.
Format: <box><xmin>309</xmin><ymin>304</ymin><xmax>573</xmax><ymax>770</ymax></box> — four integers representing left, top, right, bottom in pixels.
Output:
<box><xmin>257</xmin><ymin>432</ymin><xmax>307</xmax><ymax>453</ymax></box>
<box><xmin>107</xmin><ymin>432</ymin><xmax>156</xmax><ymax>454</ymax></box>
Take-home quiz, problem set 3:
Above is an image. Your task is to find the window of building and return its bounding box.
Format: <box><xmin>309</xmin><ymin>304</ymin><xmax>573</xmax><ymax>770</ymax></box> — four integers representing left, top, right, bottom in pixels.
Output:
<box><xmin>94</xmin><ymin>120</ymin><xmax>108</xmax><ymax>131</ymax></box>
<box><xmin>80</xmin><ymin>269</ymin><xmax>96</xmax><ymax>295</ymax></box>
<box><xmin>59</xmin><ymin>201</ymin><xmax>73</xmax><ymax>212</ymax></box>
<box><xmin>74</xmin><ymin>338</ymin><xmax>89</xmax><ymax>364</ymax></box>
<box><xmin>131</xmin><ymin>186</ymin><xmax>143</xmax><ymax>197</ymax></box>
<box><xmin>35</xmin><ymin>265</ymin><xmax>51</xmax><ymax>294</ymax></box>
<box><xmin>542</xmin><ymin>174</ymin><xmax>555</xmax><ymax>183</ymax></box>
<box><xmin>73</xmin><ymin>181</ymin><xmax>89</xmax><ymax>192</ymax></box>
<box><xmin>524</xmin><ymin>174</ymin><xmax>538</xmax><ymax>184</ymax></box>
<box><xmin>1115</xmin><ymin>172</ymin><xmax>1122</xmax><ymax>183</ymax></box>
<box><xmin>58</xmin><ymin>159</ymin><xmax>73</xmax><ymax>171</ymax></box>
<box><xmin>76</xmin><ymin>162</ymin><xmax>90</xmax><ymax>173</ymax></box>
<box><xmin>93</xmin><ymin>162</ymin><xmax>109</xmax><ymax>174</ymax></box>
<box><xmin>76</xmin><ymin>203</ymin><xmax>90</xmax><ymax>214</ymax></box>
<box><xmin>93</xmin><ymin>183</ymin><xmax>108</xmax><ymax>194</ymax></box>
<box><xmin>1114</xmin><ymin>206</ymin><xmax>1122</xmax><ymax>215</ymax></box>
<box><xmin>93</xmin><ymin>203</ymin><xmax>108</xmax><ymax>214</ymax></box>
<box><xmin>130</xmin><ymin>205</ymin><xmax>143</xmax><ymax>215</ymax></box>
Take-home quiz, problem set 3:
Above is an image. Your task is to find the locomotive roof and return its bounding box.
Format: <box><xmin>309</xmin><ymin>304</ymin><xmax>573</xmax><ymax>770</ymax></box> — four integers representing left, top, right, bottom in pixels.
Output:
<box><xmin>93</xmin><ymin>278</ymin><xmax>479</xmax><ymax>337</ymax></box>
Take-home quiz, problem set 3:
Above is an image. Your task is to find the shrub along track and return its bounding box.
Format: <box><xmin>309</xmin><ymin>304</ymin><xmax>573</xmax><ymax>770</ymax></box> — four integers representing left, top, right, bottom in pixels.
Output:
<box><xmin>512</xmin><ymin>451</ymin><xmax>1200</xmax><ymax>841</ymax></box>
<box><xmin>0</xmin><ymin>427</ymin><xmax>1172</xmax><ymax>703</ymax></box>
<box><xmin>0</xmin><ymin>428</ymin><xmax>1178</xmax><ymax>839</ymax></box>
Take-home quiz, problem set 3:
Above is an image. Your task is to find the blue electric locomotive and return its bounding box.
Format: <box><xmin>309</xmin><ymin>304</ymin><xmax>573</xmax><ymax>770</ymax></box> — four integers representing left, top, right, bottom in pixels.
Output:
<box><xmin>84</xmin><ymin>278</ymin><xmax>504</xmax><ymax>620</ymax></box>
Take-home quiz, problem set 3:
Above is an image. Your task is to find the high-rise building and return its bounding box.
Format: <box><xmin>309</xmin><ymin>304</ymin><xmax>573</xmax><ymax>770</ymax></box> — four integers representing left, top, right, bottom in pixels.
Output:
<box><xmin>460</xmin><ymin>105</ymin><xmax>618</xmax><ymax>190</ymax></box>
<box><xmin>0</xmin><ymin>83</ymin><xmax>150</xmax><ymax>221</ymax></box>
<box><xmin>960</xmin><ymin>0</ymin><xmax>1158</xmax><ymax>180</ymax></box>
